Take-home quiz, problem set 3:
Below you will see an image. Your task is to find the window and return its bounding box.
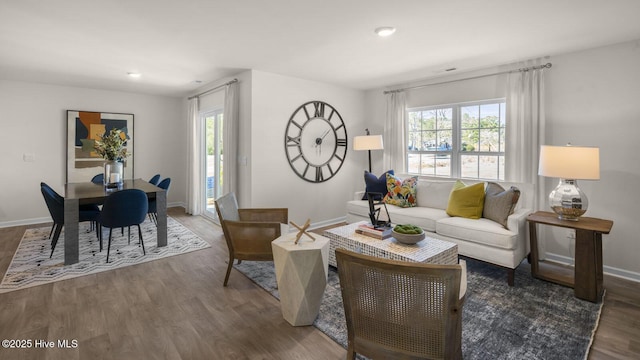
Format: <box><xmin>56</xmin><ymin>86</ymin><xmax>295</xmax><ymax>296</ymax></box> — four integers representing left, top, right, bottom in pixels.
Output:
<box><xmin>406</xmin><ymin>99</ymin><xmax>506</xmax><ymax>180</ymax></box>
<box><xmin>202</xmin><ymin>109</ymin><xmax>224</xmax><ymax>221</ymax></box>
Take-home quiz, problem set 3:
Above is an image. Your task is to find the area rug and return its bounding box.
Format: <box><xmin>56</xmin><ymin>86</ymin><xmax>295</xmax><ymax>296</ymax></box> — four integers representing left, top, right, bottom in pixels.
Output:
<box><xmin>0</xmin><ymin>217</ymin><xmax>210</xmax><ymax>293</ymax></box>
<box><xmin>234</xmin><ymin>258</ymin><xmax>603</xmax><ymax>360</ymax></box>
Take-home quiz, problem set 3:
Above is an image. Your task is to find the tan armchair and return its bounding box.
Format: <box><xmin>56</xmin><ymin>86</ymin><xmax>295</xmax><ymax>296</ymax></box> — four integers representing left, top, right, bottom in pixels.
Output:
<box><xmin>214</xmin><ymin>192</ymin><xmax>288</xmax><ymax>286</ymax></box>
<box><xmin>335</xmin><ymin>248</ymin><xmax>467</xmax><ymax>360</ymax></box>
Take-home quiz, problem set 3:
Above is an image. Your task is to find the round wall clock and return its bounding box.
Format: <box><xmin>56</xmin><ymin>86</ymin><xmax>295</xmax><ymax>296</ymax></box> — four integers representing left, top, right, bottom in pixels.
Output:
<box><xmin>284</xmin><ymin>101</ymin><xmax>348</xmax><ymax>183</ymax></box>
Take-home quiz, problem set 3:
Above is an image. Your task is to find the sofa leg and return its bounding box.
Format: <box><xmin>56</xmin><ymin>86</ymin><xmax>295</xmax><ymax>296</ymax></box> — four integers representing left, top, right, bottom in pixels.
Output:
<box><xmin>507</xmin><ymin>268</ymin><xmax>515</xmax><ymax>286</ymax></box>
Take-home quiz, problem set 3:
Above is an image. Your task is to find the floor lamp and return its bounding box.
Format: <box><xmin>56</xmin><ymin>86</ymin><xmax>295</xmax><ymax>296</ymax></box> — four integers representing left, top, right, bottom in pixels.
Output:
<box><xmin>353</xmin><ymin>129</ymin><xmax>384</xmax><ymax>173</ymax></box>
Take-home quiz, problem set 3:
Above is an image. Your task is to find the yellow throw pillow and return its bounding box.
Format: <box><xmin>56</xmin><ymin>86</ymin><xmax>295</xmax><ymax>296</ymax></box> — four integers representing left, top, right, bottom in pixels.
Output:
<box><xmin>446</xmin><ymin>180</ymin><xmax>485</xmax><ymax>219</ymax></box>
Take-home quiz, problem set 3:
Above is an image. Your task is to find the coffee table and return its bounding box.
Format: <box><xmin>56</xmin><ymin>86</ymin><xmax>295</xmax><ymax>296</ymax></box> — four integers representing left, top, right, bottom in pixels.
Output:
<box><xmin>323</xmin><ymin>221</ymin><xmax>458</xmax><ymax>267</ymax></box>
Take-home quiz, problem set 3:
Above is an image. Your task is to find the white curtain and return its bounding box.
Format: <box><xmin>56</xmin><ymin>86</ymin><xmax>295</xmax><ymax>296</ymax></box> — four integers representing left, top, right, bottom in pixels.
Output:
<box><xmin>505</xmin><ymin>61</ymin><xmax>547</xmax><ymax>255</ymax></box>
<box><xmin>506</xmin><ymin>62</ymin><xmax>546</xmax><ymax>206</ymax></box>
<box><xmin>186</xmin><ymin>97</ymin><xmax>202</xmax><ymax>215</ymax></box>
<box><xmin>222</xmin><ymin>81</ymin><xmax>239</xmax><ymax>196</ymax></box>
<box><xmin>384</xmin><ymin>91</ymin><xmax>407</xmax><ymax>173</ymax></box>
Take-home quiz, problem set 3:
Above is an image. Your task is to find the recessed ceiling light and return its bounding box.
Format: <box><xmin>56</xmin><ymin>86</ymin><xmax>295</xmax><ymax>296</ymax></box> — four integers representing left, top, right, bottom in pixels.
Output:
<box><xmin>127</xmin><ymin>72</ymin><xmax>141</xmax><ymax>78</ymax></box>
<box><xmin>375</xmin><ymin>27</ymin><xmax>396</xmax><ymax>37</ymax></box>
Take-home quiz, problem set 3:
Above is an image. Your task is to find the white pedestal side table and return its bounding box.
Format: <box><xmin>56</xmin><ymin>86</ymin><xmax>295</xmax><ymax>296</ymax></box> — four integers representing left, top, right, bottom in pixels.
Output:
<box><xmin>272</xmin><ymin>233</ymin><xmax>329</xmax><ymax>326</ymax></box>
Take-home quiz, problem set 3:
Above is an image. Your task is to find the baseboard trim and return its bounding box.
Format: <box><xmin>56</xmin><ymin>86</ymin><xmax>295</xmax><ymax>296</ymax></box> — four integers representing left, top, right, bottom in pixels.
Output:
<box><xmin>309</xmin><ymin>216</ymin><xmax>346</xmax><ymax>231</ymax></box>
<box><xmin>0</xmin><ymin>202</ymin><xmax>185</xmax><ymax>229</ymax></box>
<box><xmin>0</xmin><ymin>217</ymin><xmax>52</xmax><ymax>228</ymax></box>
<box><xmin>545</xmin><ymin>252</ymin><xmax>640</xmax><ymax>283</ymax></box>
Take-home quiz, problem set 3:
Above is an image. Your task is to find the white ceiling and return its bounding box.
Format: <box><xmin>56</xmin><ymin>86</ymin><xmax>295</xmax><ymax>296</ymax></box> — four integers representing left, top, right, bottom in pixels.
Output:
<box><xmin>2</xmin><ymin>0</ymin><xmax>640</xmax><ymax>97</ymax></box>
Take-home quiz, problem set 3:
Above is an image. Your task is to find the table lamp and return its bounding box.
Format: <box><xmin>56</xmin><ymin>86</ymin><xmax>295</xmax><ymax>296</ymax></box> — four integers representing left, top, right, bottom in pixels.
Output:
<box><xmin>538</xmin><ymin>144</ymin><xmax>600</xmax><ymax>221</ymax></box>
<box><xmin>353</xmin><ymin>129</ymin><xmax>384</xmax><ymax>172</ymax></box>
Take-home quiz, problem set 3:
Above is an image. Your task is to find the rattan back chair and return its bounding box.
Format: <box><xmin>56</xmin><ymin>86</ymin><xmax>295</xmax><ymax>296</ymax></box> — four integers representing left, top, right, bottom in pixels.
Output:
<box><xmin>335</xmin><ymin>248</ymin><xmax>467</xmax><ymax>360</ymax></box>
<box><xmin>215</xmin><ymin>192</ymin><xmax>288</xmax><ymax>286</ymax></box>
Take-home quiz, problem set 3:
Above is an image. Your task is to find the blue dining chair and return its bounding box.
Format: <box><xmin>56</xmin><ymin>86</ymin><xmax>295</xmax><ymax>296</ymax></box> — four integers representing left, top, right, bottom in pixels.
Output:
<box><xmin>148</xmin><ymin>174</ymin><xmax>161</xmax><ymax>186</ymax></box>
<box><xmin>91</xmin><ymin>173</ymin><xmax>104</xmax><ymax>184</ymax></box>
<box><xmin>98</xmin><ymin>189</ymin><xmax>148</xmax><ymax>263</ymax></box>
<box><xmin>148</xmin><ymin>178</ymin><xmax>171</xmax><ymax>225</ymax></box>
<box><xmin>40</xmin><ymin>182</ymin><xmax>100</xmax><ymax>258</ymax></box>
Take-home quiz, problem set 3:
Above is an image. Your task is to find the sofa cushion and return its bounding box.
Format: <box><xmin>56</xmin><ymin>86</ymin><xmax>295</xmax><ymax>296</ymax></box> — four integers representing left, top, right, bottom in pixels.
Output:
<box><xmin>347</xmin><ymin>200</ymin><xmax>393</xmax><ymax>225</ymax></box>
<box><xmin>387</xmin><ymin>206</ymin><xmax>449</xmax><ymax>232</ymax></box>
<box><xmin>483</xmin><ymin>182</ymin><xmax>521</xmax><ymax>229</ymax></box>
<box><xmin>384</xmin><ymin>173</ymin><xmax>418</xmax><ymax>208</ymax></box>
<box><xmin>416</xmin><ymin>180</ymin><xmax>456</xmax><ymax>209</ymax></box>
<box><xmin>446</xmin><ymin>181</ymin><xmax>485</xmax><ymax>219</ymax></box>
<box><xmin>346</xmin><ymin>200</ymin><xmax>447</xmax><ymax>232</ymax></box>
<box><xmin>362</xmin><ymin>170</ymin><xmax>394</xmax><ymax>200</ymax></box>
<box><xmin>436</xmin><ymin>216</ymin><xmax>519</xmax><ymax>250</ymax></box>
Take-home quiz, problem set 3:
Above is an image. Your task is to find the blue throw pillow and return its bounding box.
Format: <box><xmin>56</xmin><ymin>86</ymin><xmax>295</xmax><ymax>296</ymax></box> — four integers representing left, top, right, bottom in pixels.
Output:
<box><xmin>362</xmin><ymin>170</ymin><xmax>394</xmax><ymax>200</ymax></box>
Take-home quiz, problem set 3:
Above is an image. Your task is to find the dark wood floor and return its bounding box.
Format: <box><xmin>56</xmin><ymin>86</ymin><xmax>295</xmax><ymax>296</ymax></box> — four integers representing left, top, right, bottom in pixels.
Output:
<box><xmin>0</xmin><ymin>208</ymin><xmax>638</xmax><ymax>359</ymax></box>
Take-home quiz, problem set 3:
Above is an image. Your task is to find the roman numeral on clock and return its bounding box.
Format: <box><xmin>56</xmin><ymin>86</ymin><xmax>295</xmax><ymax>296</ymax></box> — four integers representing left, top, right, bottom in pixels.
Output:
<box><xmin>286</xmin><ymin>135</ymin><xmax>301</xmax><ymax>147</ymax></box>
<box><xmin>327</xmin><ymin>164</ymin><xmax>334</xmax><ymax>176</ymax></box>
<box><xmin>313</xmin><ymin>101</ymin><xmax>325</xmax><ymax>118</ymax></box>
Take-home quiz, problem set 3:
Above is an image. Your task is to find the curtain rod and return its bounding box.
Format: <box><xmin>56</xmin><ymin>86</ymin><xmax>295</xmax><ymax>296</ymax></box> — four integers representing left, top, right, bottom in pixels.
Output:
<box><xmin>188</xmin><ymin>78</ymin><xmax>238</xmax><ymax>100</ymax></box>
<box><xmin>383</xmin><ymin>63</ymin><xmax>552</xmax><ymax>94</ymax></box>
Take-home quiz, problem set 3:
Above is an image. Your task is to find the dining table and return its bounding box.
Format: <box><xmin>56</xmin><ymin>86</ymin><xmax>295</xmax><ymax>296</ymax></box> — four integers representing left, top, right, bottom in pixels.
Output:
<box><xmin>63</xmin><ymin>178</ymin><xmax>167</xmax><ymax>265</ymax></box>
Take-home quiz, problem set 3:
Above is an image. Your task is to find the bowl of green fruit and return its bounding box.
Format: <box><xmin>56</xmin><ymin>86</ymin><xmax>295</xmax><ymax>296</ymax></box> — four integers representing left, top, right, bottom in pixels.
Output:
<box><xmin>392</xmin><ymin>224</ymin><xmax>426</xmax><ymax>245</ymax></box>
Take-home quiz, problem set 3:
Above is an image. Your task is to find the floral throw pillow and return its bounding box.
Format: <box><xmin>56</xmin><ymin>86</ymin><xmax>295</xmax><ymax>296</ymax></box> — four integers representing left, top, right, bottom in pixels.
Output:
<box><xmin>383</xmin><ymin>173</ymin><xmax>418</xmax><ymax>208</ymax></box>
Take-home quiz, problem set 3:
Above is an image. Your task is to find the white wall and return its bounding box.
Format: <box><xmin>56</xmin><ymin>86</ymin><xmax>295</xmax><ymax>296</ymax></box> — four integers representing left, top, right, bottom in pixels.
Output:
<box><xmin>364</xmin><ymin>40</ymin><xmax>640</xmax><ymax>279</ymax></box>
<box><xmin>248</xmin><ymin>70</ymin><xmax>366</xmax><ymax>226</ymax></box>
<box><xmin>544</xmin><ymin>40</ymin><xmax>640</xmax><ymax>278</ymax></box>
<box><xmin>185</xmin><ymin>70</ymin><xmax>367</xmax><ymax>224</ymax></box>
<box><xmin>0</xmin><ymin>80</ymin><xmax>186</xmax><ymax>226</ymax></box>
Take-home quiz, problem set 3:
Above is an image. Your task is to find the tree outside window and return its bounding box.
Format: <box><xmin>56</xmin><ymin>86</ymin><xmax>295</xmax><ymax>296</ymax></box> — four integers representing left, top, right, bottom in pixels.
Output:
<box><xmin>407</xmin><ymin>100</ymin><xmax>505</xmax><ymax>180</ymax></box>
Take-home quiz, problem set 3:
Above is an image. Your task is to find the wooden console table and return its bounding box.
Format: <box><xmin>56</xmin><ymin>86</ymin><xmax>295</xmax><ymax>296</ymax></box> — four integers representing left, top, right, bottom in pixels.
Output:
<box><xmin>527</xmin><ymin>211</ymin><xmax>613</xmax><ymax>302</ymax></box>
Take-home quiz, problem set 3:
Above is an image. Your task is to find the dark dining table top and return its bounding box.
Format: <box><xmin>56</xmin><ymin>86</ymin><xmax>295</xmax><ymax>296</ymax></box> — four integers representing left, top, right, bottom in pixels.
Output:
<box><xmin>64</xmin><ymin>178</ymin><xmax>163</xmax><ymax>203</ymax></box>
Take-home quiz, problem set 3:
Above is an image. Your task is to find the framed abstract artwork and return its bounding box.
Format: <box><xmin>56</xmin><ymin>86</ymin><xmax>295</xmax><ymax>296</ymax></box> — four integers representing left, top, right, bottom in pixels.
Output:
<box><xmin>66</xmin><ymin>110</ymin><xmax>134</xmax><ymax>183</ymax></box>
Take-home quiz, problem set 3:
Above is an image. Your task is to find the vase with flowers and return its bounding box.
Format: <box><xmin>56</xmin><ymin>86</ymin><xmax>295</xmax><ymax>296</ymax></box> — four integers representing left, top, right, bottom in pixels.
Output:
<box><xmin>94</xmin><ymin>128</ymin><xmax>130</xmax><ymax>188</ymax></box>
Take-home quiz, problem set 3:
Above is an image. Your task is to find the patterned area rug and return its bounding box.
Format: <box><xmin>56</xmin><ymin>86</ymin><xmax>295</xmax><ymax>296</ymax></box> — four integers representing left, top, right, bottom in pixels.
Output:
<box><xmin>0</xmin><ymin>217</ymin><xmax>210</xmax><ymax>293</ymax></box>
<box><xmin>235</xmin><ymin>258</ymin><xmax>604</xmax><ymax>360</ymax></box>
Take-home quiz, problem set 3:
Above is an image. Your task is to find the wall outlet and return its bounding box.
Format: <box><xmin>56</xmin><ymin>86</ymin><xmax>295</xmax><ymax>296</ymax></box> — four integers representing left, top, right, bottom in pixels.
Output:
<box><xmin>566</xmin><ymin>229</ymin><xmax>576</xmax><ymax>239</ymax></box>
<box><xmin>23</xmin><ymin>153</ymin><xmax>35</xmax><ymax>162</ymax></box>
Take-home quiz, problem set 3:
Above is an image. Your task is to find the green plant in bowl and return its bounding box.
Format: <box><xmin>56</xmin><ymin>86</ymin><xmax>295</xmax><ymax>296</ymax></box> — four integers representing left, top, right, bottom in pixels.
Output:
<box><xmin>392</xmin><ymin>224</ymin><xmax>425</xmax><ymax>245</ymax></box>
<box><xmin>393</xmin><ymin>224</ymin><xmax>424</xmax><ymax>235</ymax></box>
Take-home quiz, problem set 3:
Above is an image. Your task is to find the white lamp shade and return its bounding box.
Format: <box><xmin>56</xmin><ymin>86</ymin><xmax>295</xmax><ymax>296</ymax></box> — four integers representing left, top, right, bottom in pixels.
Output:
<box><xmin>353</xmin><ymin>135</ymin><xmax>384</xmax><ymax>151</ymax></box>
<box><xmin>538</xmin><ymin>145</ymin><xmax>600</xmax><ymax>180</ymax></box>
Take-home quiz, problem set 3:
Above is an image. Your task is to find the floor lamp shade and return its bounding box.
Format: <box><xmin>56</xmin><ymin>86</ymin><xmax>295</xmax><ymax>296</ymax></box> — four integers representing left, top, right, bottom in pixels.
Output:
<box><xmin>354</xmin><ymin>135</ymin><xmax>384</xmax><ymax>172</ymax></box>
<box><xmin>538</xmin><ymin>145</ymin><xmax>600</xmax><ymax>221</ymax></box>
<box><xmin>353</xmin><ymin>135</ymin><xmax>384</xmax><ymax>151</ymax></box>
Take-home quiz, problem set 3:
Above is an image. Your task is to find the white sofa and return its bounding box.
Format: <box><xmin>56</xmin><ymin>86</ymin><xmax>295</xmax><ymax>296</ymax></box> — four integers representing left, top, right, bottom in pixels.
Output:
<box><xmin>346</xmin><ymin>177</ymin><xmax>533</xmax><ymax>286</ymax></box>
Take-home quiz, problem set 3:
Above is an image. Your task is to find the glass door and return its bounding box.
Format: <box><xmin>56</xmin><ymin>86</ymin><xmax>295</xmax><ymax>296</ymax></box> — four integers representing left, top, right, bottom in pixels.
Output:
<box><xmin>202</xmin><ymin>110</ymin><xmax>224</xmax><ymax>222</ymax></box>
